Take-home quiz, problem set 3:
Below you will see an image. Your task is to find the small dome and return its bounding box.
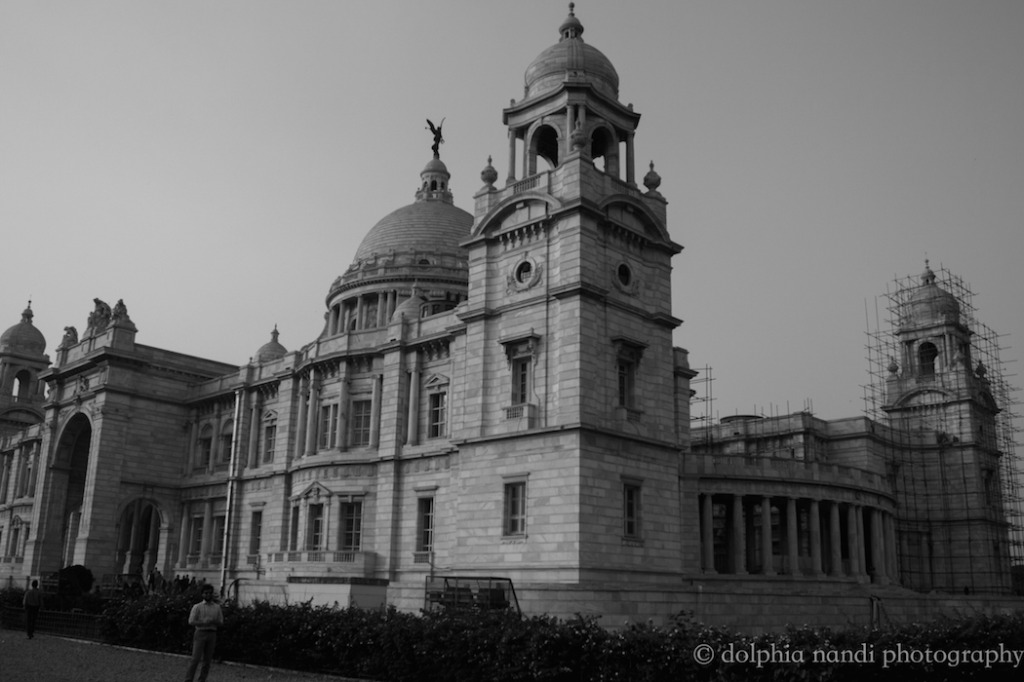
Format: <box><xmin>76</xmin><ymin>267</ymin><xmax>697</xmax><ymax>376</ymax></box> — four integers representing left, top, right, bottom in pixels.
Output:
<box><xmin>254</xmin><ymin>327</ymin><xmax>287</xmax><ymax>363</ymax></box>
<box><xmin>0</xmin><ymin>305</ymin><xmax>46</xmax><ymax>356</ymax></box>
<box><xmin>391</xmin><ymin>289</ymin><xmax>426</xmax><ymax>323</ymax></box>
<box><xmin>906</xmin><ymin>262</ymin><xmax>960</xmax><ymax>325</ymax></box>
<box><xmin>524</xmin><ymin>5</ymin><xmax>619</xmax><ymax>101</ymax></box>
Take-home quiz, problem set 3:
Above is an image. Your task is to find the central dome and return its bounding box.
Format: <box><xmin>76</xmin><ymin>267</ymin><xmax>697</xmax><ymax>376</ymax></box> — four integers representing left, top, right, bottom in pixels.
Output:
<box><xmin>0</xmin><ymin>305</ymin><xmax>46</xmax><ymax>356</ymax></box>
<box><xmin>523</xmin><ymin>5</ymin><xmax>619</xmax><ymax>101</ymax></box>
<box><xmin>354</xmin><ymin>200</ymin><xmax>472</xmax><ymax>263</ymax></box>
<box><xmin>352</xmin><ymin>156</ymin><xmax>472</xmax><ymax>263</ymax></box>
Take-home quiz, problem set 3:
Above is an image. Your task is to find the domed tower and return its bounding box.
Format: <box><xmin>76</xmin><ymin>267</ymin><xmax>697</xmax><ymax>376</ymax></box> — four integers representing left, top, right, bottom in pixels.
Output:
<box><xmin>323</xmin><ymin>156</ymin><xmax>472</xmax><ymax>337</ymax></box>
<box><xmin>451</xmin><ymin>5</ymin><xmax>692</xmax><ymax>590</ymax></box>
<box><xmin>0</xmin><ymin>303</ymin><xmax>50</xmax><ymax>434</ymax></box>
<box><xmin>883</xmin><ymin>262</ymin><xmax>1011</xmax><ymax>594</ymax></box>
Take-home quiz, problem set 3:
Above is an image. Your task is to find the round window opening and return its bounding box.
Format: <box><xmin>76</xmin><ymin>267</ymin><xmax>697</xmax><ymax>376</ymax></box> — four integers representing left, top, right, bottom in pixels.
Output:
<box><xmin>515</xmin><ymin>261</ymin><xmax>533</xmax><ymax>284</ymax></box>
<box><xmin>617</xmin><ymin>264</ymin><xmax>632</xmax><ymax>286</ymax></box>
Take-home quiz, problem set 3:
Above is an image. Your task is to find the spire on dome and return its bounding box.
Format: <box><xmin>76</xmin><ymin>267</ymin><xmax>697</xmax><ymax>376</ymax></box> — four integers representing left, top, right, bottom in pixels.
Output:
<box><xmin>921</xmin><ymin>259</ymin><xmax>936</xmax><ymax>285</ymax></box>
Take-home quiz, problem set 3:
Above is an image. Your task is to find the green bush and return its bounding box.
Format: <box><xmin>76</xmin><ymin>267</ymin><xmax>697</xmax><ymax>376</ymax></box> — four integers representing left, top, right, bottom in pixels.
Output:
<box><xmin>95</xmin><ymin>595</ymin><xmax>1024</xmax><ymax>682</ymax></box>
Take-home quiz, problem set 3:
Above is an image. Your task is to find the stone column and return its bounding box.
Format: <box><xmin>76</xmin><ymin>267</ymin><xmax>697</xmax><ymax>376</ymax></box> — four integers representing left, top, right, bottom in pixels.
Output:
<box><xmin>809</xmin><ymin>499</ymin><xmax>823</xmax><ymax>576</ymax></box>
<box><xmin>200</xmin><ymin>500</ymin><xmax>214</xmax><ymax>561</ymax></box>
<box><xmin>856</xmin><ymin>506</ymin><xmax>867</xmax><ymax>580</ymax></box>
<box><xmin>406</xmin><ymin>353</ymin><xmax>421</xmax><ymax>446</ymax></box>
<box><xmin>701</xmin><ymin>494</ymin><xmax>715</xmax><ymax>573</ymax></box>
<box><xmin>128</xmin><ymin>499</ymin><xmax>146</xmax><ymax>574</ymax></box>
<box><xmin>871</xmin><ymin>508</ymin><xmax>887</xmax><ymax>584</ymax></box>
<box><xmin>829</xmin><ymin>502</ymin><xmax>842</xmax><ymax>576</ymax></box>
<box><xmin>626</xmin><ymin>131</ymin><xmax>636</xmax><ymax>187</ymax></box>
<box><xmin>355</xmin><ymin>296</ymin><xmax>364</xmax><ymax>330</ymax></box>
<box><xmin>186</xmin><ymin>420</ymin><xmax>198</xmax><ymax>476</ymax></box>
<box><xmin>846</xmin><ymin>504</ymin><xmax>860</xmax><ymax>577</ymax></box>
<box><xmin>337</xmin><ymin>376</ymin><xmax>350</xmax><ymax>452</ymax></box>
<box><xmin>177</xmin><ymin>503</ymin><xmax>189</xmax><ymax>566</ymax></box>
<box><xmin>761</xmin><ymin>496</ymin><xmax>774</xmax><ymax>575</ymax></box>
<box><xmin>294</xmin><ymin>378</ymin><xmax>308</xmax><ymax>461</ymax></box>
<box><xmin>732</xmin><ymin>494</ymin><xmax>747</xmax><ymax>574</ymax></box>
<box><xmin>247</xmin><ymin>392</ymin><xmax>262</xmax><ymax>469</ymax></box>
<box><xmin>370</xmin><ymin>373</ymin><xmax>383</xmax><ymax>448</ymax></box>
<box><xmin>0</xmin><ymin>454</ymin><xmax>10</xmax><ymax>504</ymax></box>
<box><xmin>566</xmin><ymin>105</ymin><xmax>576</xmax><ymax>159</ymax></box>
<box><xmin>507</xmin><ymin>128</ymin><xmax>517</xmax><ymax>183</ymax></box>
<box><xmin>304</xmin><ymin>369</ymin><xmax>320</xmax><ymax>457</ymax></box>
<box><xmin>885</xmin><ymin>513</ymin><xmax>899</xmax><ymax>582</ymax></box>
<box><xmin>786</xmin><ymin>497</ymin><xmax>799</xmax><ymax>575</ymax></box>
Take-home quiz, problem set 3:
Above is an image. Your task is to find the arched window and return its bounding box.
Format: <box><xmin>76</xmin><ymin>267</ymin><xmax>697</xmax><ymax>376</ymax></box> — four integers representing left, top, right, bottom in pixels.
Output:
<box><xmin>12</xmin><ymin>369</ymin><xmax>33</xmax><ymax>402</ymax></box>
<box><xmin>530</xmin><ymin>124</ymin><xmax>559</xmax><ymax>173</ymax></box>
<box><xmin>918</xmin><ymin>342</ymin><xmax>938</xmax><ymax>376</ymax></box>
<box><xmin>218</xmin><ymin>421</ymin><xmax>234</xmax><ymax>465</ymax></box>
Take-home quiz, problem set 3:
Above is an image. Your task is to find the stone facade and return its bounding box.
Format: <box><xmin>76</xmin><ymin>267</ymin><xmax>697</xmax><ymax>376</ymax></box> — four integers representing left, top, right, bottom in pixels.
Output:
<box><xmin>0</xmin><ymin>7</ymin><xmax>1019</xmax><ymax>631</ymax></box>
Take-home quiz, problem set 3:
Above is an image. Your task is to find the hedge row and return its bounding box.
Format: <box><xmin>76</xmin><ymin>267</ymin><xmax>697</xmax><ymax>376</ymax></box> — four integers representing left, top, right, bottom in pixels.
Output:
<box><xmin>95</xmin><ymin>594</ymin><xmax>1024</xmax><ymax>682</ymax></box>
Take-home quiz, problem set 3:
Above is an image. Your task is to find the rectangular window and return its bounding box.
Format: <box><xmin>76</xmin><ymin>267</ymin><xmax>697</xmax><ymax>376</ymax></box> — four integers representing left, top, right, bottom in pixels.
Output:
<box><xmin>211</xmin><ymin>515</ymin><xmax>226</xmax><ymax>556</ymax></box>
<box><xmin>9</xmin><ymin>527</ymin><xmax>20</xmax><ymax>558</ymax></box>
<box><xmin>617</xmin><ymin>360</ymin><xmax>636</xmax><ymax>408</ymax></box>
<box><xmin>249</xmin><ymin>511</ymin><xmax>263</xmax><ymax>556</ymax></box>
<box><xmin>503</xmin><ymin>481</ymin><xmax>527</xmax><ymax>536</ymax></box>
<box><xmin>289</xmin><ymin>506</ymin><xmax>299</xmax><ymax>552</ymax></box>
<box><xmin>511</xmin><ymin>358</ymin><xmax>531</xmax><ymax>405</ymax></box>
<box><xmin>189</xmin><ymin>517</ymin><xmax>204</xmax><ymax>555</ymax></box>
<box><xmin>623</xmin><ymin>483</ymin><xmax>641</xmax><ymax>538</ymax></box>
<box><xmin>350</xmin><ymin>400</ymin><xmax>372</xmax><ymax>447</ymax></box>
<box><xmin>339</xmin><ymin>501</ymin><xmax>363</xmax><ymax>551</ymax></box>
<box><xmin>318</xmin><ymin>404</ymin><xmax>339</xmax><ymax>449</ymax></box>
<box><xmin>428</xmin><ymin>392</ymin><xmax>447</xmax><ymax>438</ymax></box>
<box><xmin>417</xmin><ymin>497</ymin><xmax>435</xmax><ymax>552</ymax></box>
<box><xmin>307</xmin><ymin>504</ymin><xmax>324</xmax><ymax>550</ymax></box>
<box><xmin>262</xmin><ymin>423</ymin><xmax>277</xmax><ymax>463</ymax></box>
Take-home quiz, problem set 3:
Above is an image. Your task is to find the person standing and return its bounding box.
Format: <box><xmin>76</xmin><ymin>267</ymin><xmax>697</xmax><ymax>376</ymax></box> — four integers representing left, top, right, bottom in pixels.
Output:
<box><xmin>22</xmin><ymin>579</ymin><xmax>43</xmax><ymax>639</ymax></box>
<box><xmin>183</xmin><ymin>584</ymin><xmax>224</xmax><ymax>682</ymax></box>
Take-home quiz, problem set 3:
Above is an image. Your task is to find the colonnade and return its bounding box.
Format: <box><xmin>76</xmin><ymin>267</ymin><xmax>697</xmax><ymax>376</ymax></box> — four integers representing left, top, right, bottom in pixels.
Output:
<box><xmin>327</xmin><ymin>290</ymin><xmax>402</xmax><ymax>335</ymax></box>
<box><xmin>115</xmin><ymin>499</ymin><xmax>161</xmax><ymax>577</ymax></box>
<box><xmin>699</xmin><ymin>493</ymin><xmax>899</xmax><ymax>583</ymax></box>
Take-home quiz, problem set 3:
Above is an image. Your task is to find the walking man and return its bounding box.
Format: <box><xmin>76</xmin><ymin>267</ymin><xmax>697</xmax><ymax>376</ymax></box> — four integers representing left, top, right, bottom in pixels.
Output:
<box><xmin>183</xmin><ymin>584</ymin><xmax>224</xmax><ymax>682</ymax></box>
<box><xmin>23</xmin><ymin>579</ymin><xmax>42</xmax><ymax>639</ymax></box>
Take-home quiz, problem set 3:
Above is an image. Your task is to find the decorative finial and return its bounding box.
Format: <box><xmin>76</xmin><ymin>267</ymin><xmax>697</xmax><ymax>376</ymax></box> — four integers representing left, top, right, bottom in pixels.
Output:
<box><xmin>480</xmin><ymin>156</ymin><xmax>498</xmax><ymax>187</ymax></box>
<box><xmin>271</xmin><ymin>324</ymin><xmax>279</xmax><ymax>342</ymax></box>
<box><xmin>643</xmin><ymin>161</ymin><xmax>662</xmax><ymax>194</ymax></box>
<box><xmin>426</xmin><ymin>118</ymin><xmax>445</xmax><ymax>158</ymax></box>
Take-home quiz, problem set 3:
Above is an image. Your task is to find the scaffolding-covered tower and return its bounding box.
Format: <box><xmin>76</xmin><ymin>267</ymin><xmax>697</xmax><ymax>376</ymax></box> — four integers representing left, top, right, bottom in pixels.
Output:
<box><xmin>864</xmin><ymin>263</ymin><xmax>1023</xmax><ymax>595</ymax></box>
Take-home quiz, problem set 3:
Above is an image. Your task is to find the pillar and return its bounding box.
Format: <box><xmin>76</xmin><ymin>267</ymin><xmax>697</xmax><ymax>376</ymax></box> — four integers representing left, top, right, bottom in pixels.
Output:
<box><xmin>701</xmin><ymin>494</ymin><xmax>715</xmax><ymax>573</ymax></box>
<box><xmin>871</xmin><ymin>508</ymin><xmax>887</xmax><ymax>584</ymax></box>
<box><xmin>626</xmin><ymin>131</ymin><xmax>636</xmax><ymax>186</ymax></box>
<box><xmin>846</xmin><ymin>504</ymin><xmax>860</xmax><ymax>577</ymax></box>
<box><xmin>304</xmin><ymin>369</ymin><xmax>320</xmax><ymax>456</ymax></box>
<box><xmin>177</xmin><ymin>504</ymin><xmax>189</xmax><ymax>566</ymax></box>
<box><xmin>786</xmin><ymin>497</ymin><xmax>799</xmax><ymax>575</ymax></box>
<box><xmin>200</xmin><ymin>500</ymin><xmax>214</xmax><ymax>561</ymax></box>
<box><xmin>731</xmin><ymin>494</ymin><xmax>747</xmax><ymax>574</ymax></box>
<box><xmin>507</xmin><ymin>128</ymin><xmax>517</xmax><ymax>183</ymax></box>
<box><xmin>829</xmin><ymin>502</ymin><xmax>842</xmax><ymax>576</ymax></box>
<box><xmin>856</xmin><ymin>505</ymin><xmax>867</xmax><ymax>580</ymax></box>
<box><xmin>370</xmin><ymin>374</ymin><xmax>382</xmax><ymax>448</ymax></box>
<box><xmin>809</xmin><ymin>499</ymin><xmax>823</xmax><ymax>576</ymax></box>
<box><xmin>294</xmin><ymin>378</ymin><xmax>308</xmax><ymax>461</ymax></box>
<box><xmin>337</xmin><ymin>376</ymin><xmax>350</xmax><ymax>452</ymax></box>
<box><xmin>406</xmin><ymin>353</ymin><xmax>421</xmax><ymax>446</ymax></box>
<box><xmin>761</xmin><ymin>496</ymin><xmax>774</xmax><ymax>575</ymax></box>
<box><xmin>247</xmin><ymin>392</ymin><xmax>262</xmax><ymax>469</ymax></box>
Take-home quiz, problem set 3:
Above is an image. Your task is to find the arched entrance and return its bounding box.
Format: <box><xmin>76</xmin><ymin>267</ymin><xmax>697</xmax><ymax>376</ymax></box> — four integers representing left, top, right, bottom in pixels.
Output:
<box><xmin>115</xmin><ymin>499</ymin><xmax>162</xmax><ymax>579</ymax></box>
<box><xmin>55</xmin><ymin>414</ymin><xmax>91</xmax><ymax>568</ymax></box>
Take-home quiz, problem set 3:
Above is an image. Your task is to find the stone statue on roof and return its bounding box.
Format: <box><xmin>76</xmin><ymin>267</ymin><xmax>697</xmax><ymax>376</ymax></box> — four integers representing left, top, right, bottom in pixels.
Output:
<box><xmin>426</xmin><ymin>118</ymin><xmax>445</xmax><ymax>157</ymax></box>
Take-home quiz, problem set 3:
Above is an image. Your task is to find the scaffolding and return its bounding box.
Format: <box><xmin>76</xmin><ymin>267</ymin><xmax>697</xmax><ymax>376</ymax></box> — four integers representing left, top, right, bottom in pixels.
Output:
<box><xmin>863</xmin><ymin>264</ymin><xmax>1024</xmax><ymax>594</ymax></box>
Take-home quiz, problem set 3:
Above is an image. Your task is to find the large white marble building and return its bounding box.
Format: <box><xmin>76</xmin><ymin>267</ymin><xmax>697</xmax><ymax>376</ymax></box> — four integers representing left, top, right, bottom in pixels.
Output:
<box><xmin>1</xmin><ymin>6</ymin><xmax>1018</xmax><ymax>630</ymax></box>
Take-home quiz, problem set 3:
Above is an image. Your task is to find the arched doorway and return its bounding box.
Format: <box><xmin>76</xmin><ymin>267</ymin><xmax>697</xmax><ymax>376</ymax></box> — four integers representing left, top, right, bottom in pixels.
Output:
<box><xmin>115</xmin><ymin>499</ymin><xmax>162</xmax><ymax>579</ymax></box>
<box><xmin>56</xmin><ymin>414</ymin><xmax>91</xmax><ymax>568</ymax></box>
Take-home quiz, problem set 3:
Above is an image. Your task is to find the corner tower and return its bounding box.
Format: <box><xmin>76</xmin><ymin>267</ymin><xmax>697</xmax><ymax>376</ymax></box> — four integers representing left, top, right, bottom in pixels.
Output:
<box><xmin>882</xmin><ymin>262</ymin><xmax>1012</xmax><ymax>594</ymax></box>
<box><xmin>450</xmin><ymin>5</ymin><xmax>693</xmax><ymax>596</ymax></box>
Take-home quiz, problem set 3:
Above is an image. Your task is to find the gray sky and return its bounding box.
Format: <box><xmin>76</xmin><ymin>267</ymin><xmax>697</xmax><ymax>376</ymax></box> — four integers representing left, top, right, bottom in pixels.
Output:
<box><xmin>2</xmin><ymin>0</ymin><xmax>1022</xmax><ymax>424</ymax></box>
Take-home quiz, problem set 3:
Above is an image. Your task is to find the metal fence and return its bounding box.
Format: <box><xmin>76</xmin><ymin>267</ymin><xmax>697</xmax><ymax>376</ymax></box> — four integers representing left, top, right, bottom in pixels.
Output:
<box><xmin>0</xmin><ymin>605</ymin><xmax>104</xmax><ymax>640</ymax></box>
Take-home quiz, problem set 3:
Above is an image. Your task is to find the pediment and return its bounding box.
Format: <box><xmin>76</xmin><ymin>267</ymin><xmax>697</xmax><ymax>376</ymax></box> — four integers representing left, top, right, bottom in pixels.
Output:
<box><xmin>292</xmin><ymin>481</ymin><xmax>332</xmax><ymax>502</ymax></box>
<box><xmin>424</xmin><ymin>374</ymin><xmax>450</xmax><ymax>388</ymax></box>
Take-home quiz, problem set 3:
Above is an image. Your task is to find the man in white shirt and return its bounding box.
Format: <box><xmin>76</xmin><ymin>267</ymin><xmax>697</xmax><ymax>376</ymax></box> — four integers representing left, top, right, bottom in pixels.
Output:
<box><xmin>183</xmin><ymin>584</ymin><xmax>224</xmax><ymax>682</ymax></box>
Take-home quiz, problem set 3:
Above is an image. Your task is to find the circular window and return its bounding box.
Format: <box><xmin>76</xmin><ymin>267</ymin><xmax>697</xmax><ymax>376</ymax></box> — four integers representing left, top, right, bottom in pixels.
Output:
<box><xmin>617</xmin><ymin>264</ymin><xmax>632</xmax><ymax>286</ymax></box>
<box><xmin>515</xmin><ymin>261</ymin><xmax>533</xmax><ymax>284</ymax></box>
